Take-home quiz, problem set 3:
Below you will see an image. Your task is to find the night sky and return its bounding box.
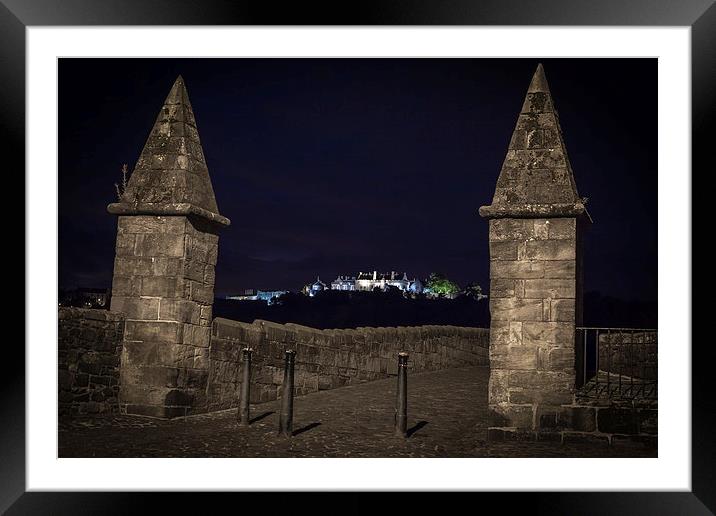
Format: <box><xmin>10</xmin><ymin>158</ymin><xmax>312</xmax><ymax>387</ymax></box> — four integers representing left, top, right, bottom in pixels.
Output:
<box><xmin>59</xmin><ymin>58</ymin><xmax>657</xmax><ymax>302</ymax></box>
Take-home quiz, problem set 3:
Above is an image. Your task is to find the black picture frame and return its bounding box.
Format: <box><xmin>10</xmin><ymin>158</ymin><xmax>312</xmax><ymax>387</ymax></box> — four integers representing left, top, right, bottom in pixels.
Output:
<box><xmin>5</xmin><ymin>0</ymin><xmax>708</xmax><ymax>513</ymax></box>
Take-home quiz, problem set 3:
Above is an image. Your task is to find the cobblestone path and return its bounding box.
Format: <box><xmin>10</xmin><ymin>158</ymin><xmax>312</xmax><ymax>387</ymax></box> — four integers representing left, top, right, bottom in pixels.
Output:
<box><xmin>58</xmin><ymin>366</ymin><xmax>655</xmax><ymax>458</ymax></box>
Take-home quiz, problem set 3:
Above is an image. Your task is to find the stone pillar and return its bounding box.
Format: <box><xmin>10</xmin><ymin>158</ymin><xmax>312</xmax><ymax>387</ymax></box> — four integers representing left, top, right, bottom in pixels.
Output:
<box><xmin>107</xmin><ymin>76</ymin><xmax>230</xmax><ymax>418</ymax></box>
<box><xmin>479</xmin><ymin>64</ymin><xmax>590</xmax><ymax>433</ymax></box>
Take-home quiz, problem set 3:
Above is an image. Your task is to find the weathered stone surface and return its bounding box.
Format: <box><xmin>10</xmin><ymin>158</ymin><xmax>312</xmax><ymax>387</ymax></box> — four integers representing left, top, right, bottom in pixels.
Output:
<box><xmin>524</xmin><ymin>240</ymin><xmax>575</xmax><ymax>261</ymax></box>
<box><xmin>522</xmin><ymin>322</ymin><xmax>574</xmax><ymax>346</ymax></box>
<box><xmin>479</xmin><ymin>64</ymin><xmax>585</xmax><ymax>216</ymax></box>
<box><xmin>112</xmin><ymin>297</ymin><xmax>162</xmax><ymax>321</ymax></box>
<box><xmin>489</xmin><ymin>219</ymin><xmax>535</xmax><ymax>242</ymax></box>
<box><xmin>547</xmin><ymin>218</ymin><xmax>576</xmax><ymax>239</ymax></box>
<box><xmin>491</xmin><ymin>298</ymin><xmax>544</xmax><ymax>321</ymax></box>
<box><xmin>124</xmin><ymin>320</ymin><xmax>183</xmax><ymax>344</ymax></box>
<box><xmin>523</xmin><ymin>278</ymin><xmax>575</xmax><ymax>299</ymax></box>
<box><xmin>543</xmin><ymin>260</ymin><xmax>576</xmax><ymax>279</ymax></box>
<box><xmin>490</xmin><ymin>279</ymin><xmax>515</xmax><ymax>298</ymax></box>
<box><xmin>597</xmin><ymin>407</ymin><xmax>639</xmax><ymax>434</ymax></box>
<box><xmin>558</xmin><ymin>405</ymin><xmax>596</xmax><ymax>432</ymax></box>
<box><xmin>109</xmin><ymin>76</ymin><xmax>222</xmax><ymax>217</ymax></box>
<box><xmin>490</xmin><ymin>240</ymin><xmax>519</xmax><ymax>260</ymax></box>
<box><xmin>548</xmin><ymin>298</ymin><xmax>576</xmax><ymax>321</ymax></box>
<box><xmin>491</xmin><ymin>404</ymin><xmax>534</xmax><ymax>429</ymax></box>
<box><xmin>491</xmin><ymin>346</ymin><xmax>537</xmax><ymax>370</ymax></box>
<box><xmin>490</xmin><ymin>260</ymin><xmax>544</xmax><ymax>279</ymax></box>
<box><xmin>58</xmin><ymin>308</ymin><xmax>125</xmax><ymax>416</ymax></box>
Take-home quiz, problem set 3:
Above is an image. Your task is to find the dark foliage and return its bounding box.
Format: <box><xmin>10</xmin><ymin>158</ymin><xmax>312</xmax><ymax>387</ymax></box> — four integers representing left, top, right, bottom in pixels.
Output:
<box><xmin>213</xmin><ymin>290</ymin><xmax>489</xmax><ymax>329</ymax></box>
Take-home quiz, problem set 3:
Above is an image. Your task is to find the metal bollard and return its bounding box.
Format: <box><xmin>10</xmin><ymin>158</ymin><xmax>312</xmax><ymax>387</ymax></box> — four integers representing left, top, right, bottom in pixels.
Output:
<box><xmin>278</xmin><ymin>349</ymin><xmax>296</xmax><ymax>437</ymax></box>
<box><xmin>395</xmin><ymin>352</ymin><xmax>409</xmax><ymax>437</ymax></box>
<box><xmin>238</xmin><ymin>348</ymin><xmax>252</xmax><ymax>426</ymax></box>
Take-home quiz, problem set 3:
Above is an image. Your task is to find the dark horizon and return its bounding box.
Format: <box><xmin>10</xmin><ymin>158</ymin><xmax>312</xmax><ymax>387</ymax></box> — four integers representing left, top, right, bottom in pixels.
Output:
<box><xmin>58</xmin><ymin>58</ymin><xmax>657</xmax><ymax>304</ymax></box>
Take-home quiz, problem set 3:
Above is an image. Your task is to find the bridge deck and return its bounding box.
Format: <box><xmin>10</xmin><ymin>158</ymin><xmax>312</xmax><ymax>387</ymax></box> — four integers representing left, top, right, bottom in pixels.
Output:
<box><xmin>59</xmin><ymin>366</ymin><xmax>654</xmax><ymax>458</ymax></box>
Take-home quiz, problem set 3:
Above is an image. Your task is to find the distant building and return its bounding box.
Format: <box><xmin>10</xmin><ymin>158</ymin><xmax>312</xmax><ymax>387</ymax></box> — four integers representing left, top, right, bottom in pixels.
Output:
<box><xmin>225</xmin><ymin>289</ymin><xmax>258</xmax><ymax>301</ymax></box>
<box><xmin>256</xmin><ymin>290</ymin><xmax>289</xmax><ymax>304</ymax></box>
<box><xmin>354</xmin><ymin>271</ymin><xmax>413</xmax><ymax>292</ymax></box>
<box><xmin>226</xmin><ymin>288</ymin><xmax>288</xmax><ymax>304</ymax></box>
<box><xmin>308</xmin><ymin>277</ymin><xmax>327</xmax><ymax>297</ymax></box>
<box><xmin>331</xmin><ymin>275</ymin><xmax>356</xmax><ymax>291</ymax></box>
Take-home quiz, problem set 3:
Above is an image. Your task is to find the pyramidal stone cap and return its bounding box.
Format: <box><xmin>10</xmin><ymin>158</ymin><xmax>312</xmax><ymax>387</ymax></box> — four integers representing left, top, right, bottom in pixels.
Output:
<box><xmin>108</xmin><ymin>76</ymin><xmax>230</xmax><ymax>226</ymax></box>
<box><xmin>479</xmin><ymin>64</ymin><xmax>590</xmax><ymax>221</ymax></box>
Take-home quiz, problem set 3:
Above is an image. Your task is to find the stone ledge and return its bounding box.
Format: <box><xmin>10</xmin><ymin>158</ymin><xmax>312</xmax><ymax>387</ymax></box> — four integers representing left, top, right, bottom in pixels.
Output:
<box><xmin>108</xmin><ymin>202</ymin><xmax>231</xmax><ymax>227</ymax></box>
<box><xmin>478</xmin><ymin>202</ymin><xmax>589</xmax><ymax>220</ymax></box>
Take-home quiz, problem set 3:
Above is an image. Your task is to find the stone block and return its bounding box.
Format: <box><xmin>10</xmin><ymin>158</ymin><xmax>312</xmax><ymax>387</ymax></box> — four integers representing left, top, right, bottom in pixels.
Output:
<box><xmin>543</xmin><ymin>261</ymin><xmax>576</xmax><ymax>279</ymax></box>
<box><xmin>490</xmin><ymin>260</ymin><xmax>544</xmax><ymax>279</ymax></box>
<box><xmin>203</xmin><ymin>265</ymin><xmax>216</xmax><ymax>285</ymax></box>
<box><xmin>118</xmin><ymin>215</ymin><xmax>186</xmax><ymax>235</ymax></box>
<box><xmin>597</xmin><ymin>407</ymin><xmax>639</xmax><ymax>434</ymax></box>
<box><xmin>533</xmin><ymin>220</ymin><xmax>550</xmax><ymax>239</ymax></box>
<box><xmin>487</xmin><ymin>427</ymin><xmax>521</xmax><ymax>441</ymax></box>
<box><xmin>538</xmin><ymin>412</ymin><xmax>558</xmax><ymax>429</ymax></box>
<box><xmin>131</xmin><ymin>233</ymin><xmax>179</xmax><ymax>258</ymax></box>
<box><xmin>125</xmin><ymin>321</ymin><xmax>182</xmax><ymax>346</ymax></box>
<box><xmin>547</xmin><ymin>218</ymin><xmax>576</xmax><ymax>239</ymax></box>
<box><xmin>184</xmin><ymin>259</ymin><xmax>205</xmax><ymax>282</ymax></box>
<box><xmin>558</xmin><ymin>406</ymin><xmax>596</xmax><ymax>432</ymax></box>
<box><xmin>524</xmin><ymin>240</ymin><xmax>575</xmax><ymax>261</ymax></box>
<box><xmin>522</xmin><ymin>322</ymin><xmax>574</xmax><ymax>347</ymax></box>
<box><xmin>508</xmin><ymin>371</ymin><xmax>574</xmax><ymax>403</ymax></box>
<box><xmin>115</xmin><ymin>233</ymin><xmax>135</xmax><ymax>256</ymax></box>
<box><xmin>139</xmin><ymin>276</ymin><xmax>184</xmax><ymax>298</ymax></box>
<box><xmin>549</xmin><ymin>299</ymin><xmax>575</xmax><ymax>322</ymax></box>
<box><xmin>190</xmin><ymin>283</ymin><xmax>215</xmax><ymax>304</ymax></box>
<box><xmin>488</xmin><ymin>370</ymin><xmax>510</xmax><ymax>405</ymax></box>
<box><xmin>111</xmin><ymin>276</ymin><xmax>141</xmax><ymax>298</ymax></box>
<box><xmin>523</xmin><ymin>279</ymin><xmax>575</xmax><ymax>299</ymax></box>
<box><xmin>111</xmin><ymin>296</ymin><xmax>160</xmax><ymax>320</ymax></box>
<box><xmin>492</xmin><ymin>346</ymin><xmax>537</xmax><ymax>370</ymax></box>
<box><xmin>182</xmin><ymin>324</ymin><xmax>211</xmax><ymax>348</ymax></box>
<box><xmin>490</xmin><ymin>241</ymin><xmax>519</xmax><ymax>260</ymax></box>
<box><xmin>638</xmin><ymin>409</ymin><xmax>658</xmax><ymax>435</ymax></box>
<box><xmin>491</xmin><ymin>404</ymin><xmax>534</xmax><ymax>430</ymax></box>
<box><xmin>490</xmin><ymin>279</ymin><xmax>515</xmax><ymax>298</ymax></box>
<box><xmin>546</xmin><ymin>347</ymin><xmax>575</xmax><ymax>371</ymax></box>
<box><xmin>159</xmin><ymin>299</ymin><xmax>201</xmax><ymax>324</ymax></box>
<box><xmin>489</xmin><ymin>219</ymin><xmax>534</xmax><ymax>241</ymax></box>
<box><xmin>491</xmin><ymin>298</ymin><xmax>544</xmax><ymax>322</ymax></box>
<box><xmin>123</xmin><ymin>341</ymin><xmax>194</xmax><ymax>368</ymax></box>
<box><xmin>212</xmin><ymin>318</ymin><xmax>250</xmax><ymax>340</ymax></box>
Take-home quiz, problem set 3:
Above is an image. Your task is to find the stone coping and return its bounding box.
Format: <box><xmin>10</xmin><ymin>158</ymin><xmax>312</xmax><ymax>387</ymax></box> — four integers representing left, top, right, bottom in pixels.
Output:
<box><xmin>478</xmin><ymin>202</ymin><xmax>591</xmax><ymax>221</ymax></box>
<box><xmin>214</xmin><ymin>317</ymin><xmax>488</xmax><ymax>334</ymax></box>
<box><xmin>107</xmin><ymin>202</ymin><xmax>230</xmax><ymax>227</ymax></box>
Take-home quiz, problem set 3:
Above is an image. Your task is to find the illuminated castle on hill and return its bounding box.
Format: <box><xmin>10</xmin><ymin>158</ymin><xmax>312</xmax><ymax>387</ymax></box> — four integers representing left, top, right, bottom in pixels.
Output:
<box><xmin>306</xmin><ymin>271</ymin><xmax>424</xmax><ymax>296</ymax></box>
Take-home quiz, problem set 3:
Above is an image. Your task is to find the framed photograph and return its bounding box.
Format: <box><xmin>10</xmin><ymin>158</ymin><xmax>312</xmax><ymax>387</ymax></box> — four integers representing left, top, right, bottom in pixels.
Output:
<box><xmin>7</xmin><ymin>0</ymin><xmax>709</xmax><ymax>512</ymax></box>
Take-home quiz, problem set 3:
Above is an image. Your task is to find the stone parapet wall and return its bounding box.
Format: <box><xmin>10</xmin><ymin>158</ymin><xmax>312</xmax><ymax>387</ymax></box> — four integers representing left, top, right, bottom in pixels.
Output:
<box><xmin>207</xmin><ymin>318</ymin><xmax>490</xmax><ymax>412</ymax></box>
<box><xmin>58</xmin><ymin>307</ymin><xmax>125</xmax><ymax>415</ymax></box>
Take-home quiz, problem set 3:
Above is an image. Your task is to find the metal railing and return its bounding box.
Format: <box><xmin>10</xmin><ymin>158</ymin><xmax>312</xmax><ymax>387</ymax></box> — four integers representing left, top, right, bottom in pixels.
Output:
<box><xmin>575</xmin><ymin>327</ymin><xmax>657</xmax><ymax>400</ymax></box>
